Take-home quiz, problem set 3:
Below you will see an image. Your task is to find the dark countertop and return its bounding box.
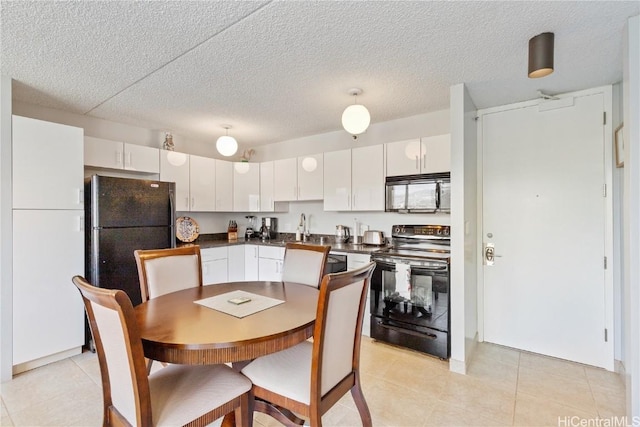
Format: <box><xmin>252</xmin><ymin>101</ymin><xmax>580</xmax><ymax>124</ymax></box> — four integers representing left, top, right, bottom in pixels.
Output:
<box><xmin>179</xmin><ymin>233</ymin><xmax>389</xmax><ymax>255</ymax></box>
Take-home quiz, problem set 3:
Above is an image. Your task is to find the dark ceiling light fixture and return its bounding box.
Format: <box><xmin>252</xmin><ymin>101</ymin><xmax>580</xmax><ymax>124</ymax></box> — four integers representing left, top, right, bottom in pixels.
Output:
<box><xmin>528</xmin><ymin>32</ymin><xmax>554</xmax><ymax>78</ymax></box>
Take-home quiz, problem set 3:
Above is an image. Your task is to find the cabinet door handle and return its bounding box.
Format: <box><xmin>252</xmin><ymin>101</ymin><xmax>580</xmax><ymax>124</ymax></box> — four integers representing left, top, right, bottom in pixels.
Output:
<box><xmin>126</xmin><ymin>152</ymin><xmax>132</xmax><ymax>167</ymax></box>
<box><xmin>77</xmin><ymin>188</ymin><xmax>84</xmax><ymax>205</ymax></box>
<box><xmin>415</xmin><ymin>155</ymin><xmax>419</xmax><ymax>170</ymax></box>
<box><xmin>77</xmin><ymin>215</ymin><xmax>84</xmax><ymax>232</ymax></box>
<box><xmin>191</xmin><ymin>197</ymin><xmax>195</xmax><ymax>209</ymax></box>
<box><xmin>422</xmin><ymin>154</ymin><xmax>426</xmax><ymax>171</ymax></box>
<box><xmin>116</xmin><ymin>150</ymin><xmax>123</xmax><ymax>167</ymax></box>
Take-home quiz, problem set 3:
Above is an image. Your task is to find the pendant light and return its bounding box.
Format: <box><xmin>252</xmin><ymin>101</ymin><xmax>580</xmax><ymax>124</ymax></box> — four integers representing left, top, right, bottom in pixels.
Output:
<box><xmin>528</xmin><ymin>32</ymin><xmax>554</xmax><ymax>78</ymax></box>
<box><xmin>216</xmin><ymin>125</ymin><xmax>238</xmax><ymax>157</ymax></box>
<box><xmin>342</xmin><ymin>88</ymin><xmax>370</xmax><ymax>139</ymax></box>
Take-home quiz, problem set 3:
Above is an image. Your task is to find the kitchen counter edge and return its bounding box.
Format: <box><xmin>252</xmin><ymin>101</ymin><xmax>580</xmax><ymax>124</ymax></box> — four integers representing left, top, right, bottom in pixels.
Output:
<box><xmin>178</xmin><ymin>236</ymin><xmax>387</xmax><ymax>255</ymax></box>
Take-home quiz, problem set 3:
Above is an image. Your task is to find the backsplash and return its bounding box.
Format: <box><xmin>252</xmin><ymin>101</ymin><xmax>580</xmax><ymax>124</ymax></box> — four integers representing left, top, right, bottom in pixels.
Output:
<box><xmin>179</xmin><ymin>200</ymin><xmax>450</xmax><ymax>237</ymax></box>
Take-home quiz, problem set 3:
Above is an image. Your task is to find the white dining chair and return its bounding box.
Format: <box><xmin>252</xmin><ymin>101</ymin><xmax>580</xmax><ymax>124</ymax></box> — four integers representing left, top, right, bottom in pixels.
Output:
<box><xmin>281</xmin><ymin>242</ymin><xmax>331</xmax><ymax>288</ymax></box>
<box><xmin>72</xmin><ymin>275</ymin><xmax>253</xmax><ymax>427</ymax></box>
<box><xmin>241</xmin><ymin>262</ymin><xmax>376</xmax><ymax>427</ymax></box>
<box><xmin>134</xmin><ymin>245</ymin><xmax>203</xmax><ymax>372</ymax></box>
<box><xmin>134</xmin><ymin>245</ymin><xmax>203</xmax><ymax>302</ymax></box>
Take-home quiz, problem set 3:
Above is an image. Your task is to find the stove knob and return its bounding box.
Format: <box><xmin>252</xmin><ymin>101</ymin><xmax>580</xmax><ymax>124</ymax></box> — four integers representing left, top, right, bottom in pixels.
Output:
<box><xmin>436</xmin><ymin>229</ymin><xmax>442</xmax><ymax>235</ymax></box>
<box><xmin>394</xmin><ymin>227</ymin><xmax>401</xmax><ymax>234</ymax></box>
<box><xmin>443</xmin><ymin>228</ymin><xmax>450</xmax><ymax>236</ymax></box>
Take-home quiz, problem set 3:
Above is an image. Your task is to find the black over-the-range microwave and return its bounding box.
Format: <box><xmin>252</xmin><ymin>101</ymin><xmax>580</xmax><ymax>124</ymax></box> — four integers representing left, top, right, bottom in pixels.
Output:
<box><xmin>385</xmin><ymin>172</ymin><xmax>451</xmax><ymax>213</ymax></box>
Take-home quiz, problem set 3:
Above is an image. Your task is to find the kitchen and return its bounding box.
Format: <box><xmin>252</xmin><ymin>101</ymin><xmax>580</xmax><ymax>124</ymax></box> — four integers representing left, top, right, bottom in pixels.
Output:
<box><xmin>1</xmin><ymin>1</ymin><xmax>639</xmax><ymax>424</ymax></box>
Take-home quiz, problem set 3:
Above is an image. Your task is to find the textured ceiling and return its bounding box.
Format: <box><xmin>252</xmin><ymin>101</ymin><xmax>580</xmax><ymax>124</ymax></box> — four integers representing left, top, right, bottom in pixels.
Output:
<box><xmin>2</xmin><ymin>1</ymin><xmax>638</xmax><ymax>150</ymax></box>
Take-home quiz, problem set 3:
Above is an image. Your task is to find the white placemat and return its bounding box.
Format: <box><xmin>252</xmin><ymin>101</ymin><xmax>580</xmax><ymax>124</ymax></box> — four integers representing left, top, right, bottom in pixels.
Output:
<box><xmin>194</xmin><ymin>290</ymin><xmax>285</xmax><ymax>318</ymax></box>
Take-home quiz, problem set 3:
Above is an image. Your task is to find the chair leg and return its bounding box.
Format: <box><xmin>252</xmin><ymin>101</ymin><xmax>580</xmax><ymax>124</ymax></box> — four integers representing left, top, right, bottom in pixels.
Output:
<box><xmin>309</xmin><ymin>411</ymin><xmax>323</xmax><ymax>427</ymax></box>
<box><xmin>350</xmin><ymin>380</ymin><xmax>372</xmax><ymax>427</ymax></box>
<box><xmin>234</xmin><ymin>391</ymin><xmax>253</xmax><ymax>427</ymax></box>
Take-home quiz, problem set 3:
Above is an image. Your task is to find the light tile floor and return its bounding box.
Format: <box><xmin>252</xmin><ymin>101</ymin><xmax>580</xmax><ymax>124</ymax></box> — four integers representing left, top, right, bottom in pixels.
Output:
<box><xmin>0</xmin><ymin>339</ymin><xmax>626</xmax><ymax>426</ymax></box>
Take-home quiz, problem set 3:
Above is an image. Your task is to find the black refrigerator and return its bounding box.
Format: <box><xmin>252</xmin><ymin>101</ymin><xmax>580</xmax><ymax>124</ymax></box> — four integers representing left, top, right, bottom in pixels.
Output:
<box><xmin>85</xmin><ymin>175</ymin><xmax>176</xmax><ymax>306</ymax></box>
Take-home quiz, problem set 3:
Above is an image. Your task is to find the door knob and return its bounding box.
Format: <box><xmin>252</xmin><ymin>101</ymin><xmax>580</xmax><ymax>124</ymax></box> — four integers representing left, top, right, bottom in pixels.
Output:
<box><xmin>484</xmin><ymin>243</ymin><xmax>502</xmax><ymax>266</ymax></box>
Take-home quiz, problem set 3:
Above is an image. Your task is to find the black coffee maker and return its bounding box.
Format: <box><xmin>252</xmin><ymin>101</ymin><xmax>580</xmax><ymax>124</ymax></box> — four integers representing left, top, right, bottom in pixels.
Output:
<box><xmin>260</xmin><ymin>217</ymin><xmax>278</xmax><ymax>240</ymax></box>
<box><xmin>245</xmin><ymin>216</ymin><xmax>256</xmax><ymax>240</ymax></box>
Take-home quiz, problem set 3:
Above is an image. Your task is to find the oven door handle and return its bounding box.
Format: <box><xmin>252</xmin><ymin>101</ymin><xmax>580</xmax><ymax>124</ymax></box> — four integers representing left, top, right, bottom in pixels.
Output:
<box><xmin>374</xmin><ymin>261</ymin><xmax>449</xmax><ymax>272</ymax></box>
<box><xmin>376</xmin><ymin>322</ymin><xmax>438</xmax><ymax>340</ymax></box>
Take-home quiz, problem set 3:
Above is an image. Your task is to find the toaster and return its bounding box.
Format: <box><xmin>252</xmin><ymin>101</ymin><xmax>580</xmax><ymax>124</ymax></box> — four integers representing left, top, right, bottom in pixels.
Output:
<box><xmin>362</xmin><ymin>230</ymin><xmax>385</xmax><ymax>246</ymax></box>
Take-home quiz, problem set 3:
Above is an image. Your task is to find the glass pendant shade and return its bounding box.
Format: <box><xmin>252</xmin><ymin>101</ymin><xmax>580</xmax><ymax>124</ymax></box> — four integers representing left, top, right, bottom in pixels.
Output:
<box><xmin>216</xmin><ymin>135</ymin><xmax>238</xmax><ymax>157</ymax></box>
<box><xmin>342</xmin><ymin>104</ymin><xmax>371</xmax><ymax>135</ymax></box>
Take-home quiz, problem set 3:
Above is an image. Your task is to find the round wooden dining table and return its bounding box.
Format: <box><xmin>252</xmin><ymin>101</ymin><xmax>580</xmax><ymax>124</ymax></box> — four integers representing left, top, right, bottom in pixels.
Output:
<box><xmin>134</xmin><ymin>281</ymin><xmax>319</xmax><ymax>366</ymax></box>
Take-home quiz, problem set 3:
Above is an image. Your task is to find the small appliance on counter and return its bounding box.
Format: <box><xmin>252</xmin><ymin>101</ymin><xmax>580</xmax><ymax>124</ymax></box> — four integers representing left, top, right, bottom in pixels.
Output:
<box><xmin>335</xmin><ymin>224</ymin><xmax>351</xmax><ymax>243</ymax></box>
<box><xmin>363</xmin><ymin>230</ymin><xmax>385</xmax><ymax>246</ymax></box>
<box><xmin>260</xmin><ymin>217</ymin><xmax>278</xmax><ymax>240</ymax></box>
<box><xmin>245</xmin><ymin>215</ymin><xmax>256</xmax><ymax>240</ymax></box>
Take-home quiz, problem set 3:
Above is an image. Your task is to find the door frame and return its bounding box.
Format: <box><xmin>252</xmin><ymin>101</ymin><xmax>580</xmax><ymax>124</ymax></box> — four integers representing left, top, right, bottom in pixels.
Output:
<box><xmin>475</xmin><ymin>85</ymin><xmax>615</xmax><ymax>370</ymax></box>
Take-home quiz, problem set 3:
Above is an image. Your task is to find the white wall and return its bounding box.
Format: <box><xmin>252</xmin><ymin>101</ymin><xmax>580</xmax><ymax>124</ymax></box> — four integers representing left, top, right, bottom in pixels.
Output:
<box><xmin>0</xmin><ymin>76</ymin><xmax>13</xmax><ymax>382</ymax></box>
<box><xmin>623</xmin><ymin>14</ymin><xmax>640</xmax><ymax>419</ymax></box>
<box><xmin>449</xmin><ymin>83</ymin><xmax>478</xmax><ymax>373</ymax></box>
<box><xmin>255</xmin><ymin>110</ymin><xmax>450</xmax><ymax>161</ymax></box>
<box><xmin>12</xmin><ymin>101</ymin><xmax>221</xmax><ymax>159</ymax></box>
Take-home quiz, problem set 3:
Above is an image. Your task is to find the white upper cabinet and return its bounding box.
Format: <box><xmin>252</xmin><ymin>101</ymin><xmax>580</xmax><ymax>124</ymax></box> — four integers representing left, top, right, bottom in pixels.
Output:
<box><xmin>125</xmin><ymin>144</ymin><xmax>160</xmax><ymax>173</ymax></box>
<box><xmin>160</xmin><ymin>150</ymin><xmax>190</xmax><ymax>211</ymax></box>
<box><xmin>385</xmin><ymin>134</ymin><xmax>450</xmax><ymax>176</ymax></box>
<box><xmin>84</xmin><ymin>136</ymin><xmax>121</xmax><ymax>169</ymax></box>
<box><xmin>324</xmin><ymin>146</ymin><xmax>384</xmax><ymax>212</ymax></box>
<box><xmin>215</xmin><ymin>159</ymin><xmax>234</xmax><ymax>212</ymax></box>
<box><xmin>189</xmin><ymin>155</ymin><xmax>216</xmax><ymax>212</ymax></box>
<box><xmin>323</xmin><ymin>149</ymin><xmax>352</xmax><ymax>211</ymax></box>
<box><xmin>352</xmin><ymin>144</ymin><xmax>384</xmax><ymax>211</ymax></box>
<box><xmin>274</xmin><ymin>155</ymin><xmax>323</xmax><ymax>202</ymax></box>
<box><xmin>84</xmin><ymin>136</ymin><xmax>159</xmax><ymax>173</ymax></box>
<box><xmin>297</xmin><ymin>154</ymin><xmax>323</xmax><ymax>200</ymax></box>
<box><xmin>420</xmin><ymin>134</ymin><xmax>451</xmax><ymax>174</ymax></box>
<box><xmin>273</xmin><ymin>158</ymin><xmax>297</xmax><ymax>201</ymax></box>
<box><xmin>260</xmin><ymin>161</ymin><xmax>275</xmax><ymax>212</ymax></box>
<box><xmin>12</xmin><ymin>115</ymin><xmax>84</xmax><ymax>210</ymax></box>
<box><xmin>233</xmin><ymin>162</ymin><xmax>260</xmax><ymax>212</ymax></box>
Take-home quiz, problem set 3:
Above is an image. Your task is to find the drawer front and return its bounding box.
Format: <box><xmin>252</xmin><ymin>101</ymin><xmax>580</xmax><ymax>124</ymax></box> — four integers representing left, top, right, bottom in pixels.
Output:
<box><xmin>370</xmin><ymin>316</ymin><xmax>449</xmax><ymax>359</ymax></box>
<box><xmin>201</xmin><ymin>246</ymin><xmax>228</xmax><ymax>261</ymax></box>
<box><xmin>258</xmin><ymin>245</ymin><xmax>285</xmax><ymax>260</ymax></box>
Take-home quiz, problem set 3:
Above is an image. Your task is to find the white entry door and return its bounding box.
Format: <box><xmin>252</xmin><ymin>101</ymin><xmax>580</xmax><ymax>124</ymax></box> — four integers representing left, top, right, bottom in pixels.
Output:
<box><xmin>481</xmin><ymin>91</ymin><xmax>611</xmax><ymax>368</ymax></box>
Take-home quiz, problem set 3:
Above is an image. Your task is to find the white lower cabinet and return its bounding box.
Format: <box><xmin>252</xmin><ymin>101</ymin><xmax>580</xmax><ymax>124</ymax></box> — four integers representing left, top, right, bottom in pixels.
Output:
<box><xmin>201</xmin><ymin>247</ymin><xmax>228</xmax><ymax>284</ymax></box>
<box><xmin>227</xmin><ymin>245</ymin><xmax>245</xmax><ymax>282</ymax></box>
<box><xmin>245</xmin><ymin>245</ymin><xmax>259</xmax><ymax>281</ymax></box>
<box><xmin>13</xmin><ymin>209</ymin><xmax>85</xmax><ymax>367</ymax></box>
<box><xmin>258</xmin><ymin>246</ymin><xmax>285</xmax><ymax>281</ymax></box>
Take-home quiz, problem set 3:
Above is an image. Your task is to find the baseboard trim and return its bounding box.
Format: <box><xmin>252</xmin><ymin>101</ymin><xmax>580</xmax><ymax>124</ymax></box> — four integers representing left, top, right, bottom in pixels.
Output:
<box><xmin>12</xmin><ymin>346</ymin><xmax>81</xmax><ymax>376</ymax></box>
